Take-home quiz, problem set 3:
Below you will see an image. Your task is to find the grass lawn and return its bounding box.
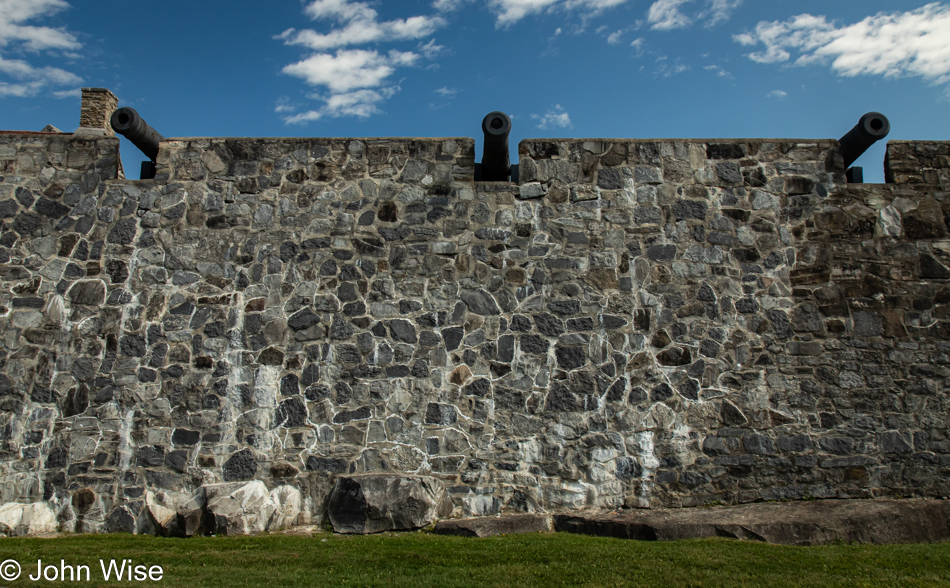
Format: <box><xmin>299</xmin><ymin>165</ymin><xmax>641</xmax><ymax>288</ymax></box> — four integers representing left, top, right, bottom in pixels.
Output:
<box><xmin>0</xmin><ymin>531</ymin><xmax>948</xmax><ymax>587</ymax></box>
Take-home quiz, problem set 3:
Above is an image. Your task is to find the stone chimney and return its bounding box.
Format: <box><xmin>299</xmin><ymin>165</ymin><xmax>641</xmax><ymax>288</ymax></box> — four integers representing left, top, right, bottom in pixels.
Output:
<box><xmin>79</xmin><ymin>88</ymin><xmax>118</xmax><ymax>135</ymax></box>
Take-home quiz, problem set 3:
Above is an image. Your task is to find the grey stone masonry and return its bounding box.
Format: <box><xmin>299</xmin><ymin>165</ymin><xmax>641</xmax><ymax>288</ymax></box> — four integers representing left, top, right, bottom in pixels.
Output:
<box><xmin>0</xmin><ymin>99</ymin><xmax>948</xmax><ymax>535</ymax></box>
<box><xmin>79</xmin><ymin>88</ymin><xmax>119</xmax><ymax>134</ymax></box>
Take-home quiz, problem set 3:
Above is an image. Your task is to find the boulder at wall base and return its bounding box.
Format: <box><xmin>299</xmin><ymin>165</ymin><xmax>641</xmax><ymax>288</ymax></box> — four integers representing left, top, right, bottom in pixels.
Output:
<box><xmin>0</xmin><ymin>502</ymin><xmax>58</xmax><ymax>536</ymax></box>
<box><xmin>204</xmin><ymin>481</ymin><xmax>303</xmax><ymax>535</ymax></box>
<box><xmin>327</xmin><ymin>474</ymin><xmax>451</xmax><ymax>534</ymax></box>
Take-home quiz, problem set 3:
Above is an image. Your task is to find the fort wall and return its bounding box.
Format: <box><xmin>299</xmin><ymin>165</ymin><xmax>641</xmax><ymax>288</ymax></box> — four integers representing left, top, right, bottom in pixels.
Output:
<box><xmin>0</xmin><ymin>98</ymin><xmax>948</xmax><ymax>534</ymax></box>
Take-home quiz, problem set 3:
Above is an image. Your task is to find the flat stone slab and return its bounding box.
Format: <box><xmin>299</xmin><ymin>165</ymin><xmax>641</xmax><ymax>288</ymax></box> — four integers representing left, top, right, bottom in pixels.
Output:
<box><xmin>434</xmin><ymin>514</ymin><xmax>553</xmax><ymax>537</ymax></box>
<box><xmin>554</xmin><ymin>499</ymin><xmax>950</xmax><ymax>546</ymax></box>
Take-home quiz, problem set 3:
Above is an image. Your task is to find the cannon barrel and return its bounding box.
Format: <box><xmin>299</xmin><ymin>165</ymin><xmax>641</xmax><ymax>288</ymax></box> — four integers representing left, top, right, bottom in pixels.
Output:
<box><xmin>839</xmin><ymin>112</ymin><xmax>890</xmax><ymax>169</ymax></box>
<box><xmin>479</xmin><ymin>111</ymin><xmax>511</xmax><ymax>182</ymax></box>
<box><xmin>110</xmin><ymin>107</ymin><xmax>164</xmax><ymax>163</ymax></box>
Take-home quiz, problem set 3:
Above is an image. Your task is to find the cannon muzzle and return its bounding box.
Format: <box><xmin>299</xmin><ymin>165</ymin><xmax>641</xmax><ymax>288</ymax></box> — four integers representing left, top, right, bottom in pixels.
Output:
<box><xmin>839</xmin><ymin>112</ymin><xmax>890</xmax><ymax>170</ymax></box>
<box><xmin>111</xmin><ymin>107</ymin><xmax>164</xmax><ymax>165</ymax></box>
<box><xmin>477</xmin><ymin>111</ymin><xmax>512</xmax><ymax>182</ymax></box>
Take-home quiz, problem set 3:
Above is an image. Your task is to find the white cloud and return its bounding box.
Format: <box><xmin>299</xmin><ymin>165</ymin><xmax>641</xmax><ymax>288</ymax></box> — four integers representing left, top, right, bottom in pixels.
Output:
<box><xmin>648</xmin><ymin>0</ymin><xmax>693</xmax><ymax>30</ymax></box>
<box><xmin>283</xmin><ymin>49</ymin><xmax>417</xmax><ymax>94</ymax></box>
<box><xmin>704</xmin><ymin>64</ymin><xmax>732</xmax><ymax>78</ymax></box>
<box><xmin>279</xmin><ymin>13</ymin><xmax>444</xmax><ymax>50</ymax></box>
<box><xmin>0</xmin><ymin>0</ymin><xmax>82</xmax><ymax>97</ymax></box>
<box><xmin>630</xmin><ymin>37</ymin><xmax>645</xmax><ymax>53</ymax></box>
<box><xmin>607</xmin><ymin>30</ymin><xmax>624</xmax><ymax>45</ymax></box>
<box><xmin>735</xmin><ymin>4</ymin><xmax>950</xmax><ymax>84</ymax></box>
<box><xmin>488</xmin><ymin>0</ymin><xmax>630</xmax><ymax>27</ymax></box>
<box><xmin>531</xmin><ymin>104</ymin><xmax>572</xmax><ymax>129</ymax></box>
<box><xmin>698</xmin><ymin>0</ymin><xmax>741</xmax><ymax>28</ymax></box>
<box><xmin>434</xmin><ymin>86</ymin><xmax>457</xmax><ymax>97</ymax></box>
<box><xmin>490</xmin><ymin>0</ymin><xmax>560</xmax><ymax>27</ymax></box>
<box><xmin>647</xmin><ymin>0</ymin><xmax>742</xmax><ymax>30</ymax></box>
<box><xmin>432</xmin><ymin>0</ymin><xmax>466</xmax><ymax>11</ymax></box>
<box><xmin>766</xmin><ymin>89</ymin><xmax>788</xmax><ymax>99</ymax></box>
<box><xmin>280</xmin><ymin>1</ymin><xmax>449</xmax><ymax>123</ymax></box>
<box><xmin>418</xmin><ymin>39</ymin><xmax>445</xmax><ymax>59</ymax></box>
<box><xmin>284</xmin><ymin>110</ymin><xmax>324</xmax><ymax>125</ymax></box>
<box><xmin>0</xmin><ymin>0</ymin><xmax>79</xmax><ymax>51</ymax></box>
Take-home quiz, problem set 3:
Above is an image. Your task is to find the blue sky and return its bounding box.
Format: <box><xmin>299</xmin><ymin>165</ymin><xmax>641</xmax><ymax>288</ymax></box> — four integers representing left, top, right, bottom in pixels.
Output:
<box><xmin>2</xmin><ymin>0</ymin><xmax>949</xmax><ymax>181</ymax></box>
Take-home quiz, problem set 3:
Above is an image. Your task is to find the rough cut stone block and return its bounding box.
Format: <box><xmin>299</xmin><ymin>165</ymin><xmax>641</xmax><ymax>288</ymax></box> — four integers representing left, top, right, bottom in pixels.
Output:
<box><xmin>434</xmin><ymin>514</ymin><xmax>553</xmax><ymax>537</ymax></box>
<box><xmin>328</xmin><ymin>475</ymin><xmax>450</xmax><ymax>534</ymax></box>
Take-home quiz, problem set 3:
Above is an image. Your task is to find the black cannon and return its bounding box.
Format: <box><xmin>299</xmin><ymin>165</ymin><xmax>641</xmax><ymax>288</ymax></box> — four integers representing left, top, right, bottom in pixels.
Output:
<box><xmin>475</xmin><ymin>111</ymin><xmax>517</xmax><ymax>182</ymax></box>
<box><xmin>839</xmin><ymin>112</ymin><xmax>890</xmax><ymax>183</ymax></box>
<box><xmin>110</xmin><ymin>107</ymin><xmax>164</xmax><ymax>180</ymax></box>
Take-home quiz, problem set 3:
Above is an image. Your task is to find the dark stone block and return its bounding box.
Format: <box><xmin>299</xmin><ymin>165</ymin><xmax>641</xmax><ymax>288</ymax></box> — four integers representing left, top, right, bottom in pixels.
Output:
<box><xmin>921</xmin><ymin>255</ymin><xmax>950</xmax><ymax>279</ymax></box>
<box><xmin>136</xmin><ymin>445</ymin><xmax>165</xmax><ymax>467</ymax></box>
<box><xmin>460</xmin><ymin>289</ymin><xmax>500</xmax><ymax>315</ymax></box>
<box><xmin>520</xmin><ymin>334</ymin><xmax>549</xmax><ymax>355</ymax></box>
<box><xmin>735</xmin><ymin>298</ymin><xmax>759</xmax><ymax>313</ymax></box>
<box><xmin>0</xmin><ymin>199</ymin><xmax>18</xmax><ymax>218</ymax></box>
<box><xmin>258</xmin><ymin>347</ymin><xmax>285</xmax><ymax>365</ymax></box>
<box><xmin>307</xmin><ymin>456</ymin><xmax>348</xmax><ymax>473</ymax></box>
<box><xmin>497</xmin><ymin>335</ymin><xmax>515</xmax><ymax>362</ymax></box>
<box><xmin>46</xmin><ymin>447</ymin><xmax>68</xmax><ymax>469</ymax></box>
<box><xmin>172</xmin><ymin>429</ymin><xmax>201</xmax><ymax>446</ymax></box>
<box><xmin>777</xmin><ymin>435</ymin><xmax>813</xmax><ymax>452</ymax></box>
<box><xmin>766</xmin><ymin>310</ymin><xmax>793</xmax><ymax>339</ymax></box>
<box><xmin>879</xmin><ymin>432</ymin><xmax>913</xmax><ymax>454</ymax></box>
<box><xmin>547</xmin><ymin>300</ymin><xmax>580</xmax><ymax>315</ymax></box>
<box><xmin>651</xmin><ymin>383</ymin><xmax>674</xmax><ymax>402</ymax></box>
<box><xmin>647</xmin><ymin>244</ymin><xmax>677</xmax><ymax>261</ymax></box>
<box><xmin>656</xmin><ymin>346</ymin><xmax>691</xmax><ymax>366</ymax></box>
<box><xmin>119</xmin><ymin>334</ymin><xmax>146</xmax><ymax>357</ymax></box>
<box><xmin>389</xmin><ymin>319</ymin><xmax>417</xmax><ymax>343</ymax></box>
<box><xmin>463</xmin><ymin>379</ymin><xmax>491</xmax><ymax>397</ymax></box>
<box><xmin>555</xmin><ymin>345</ymin><xmax>587</xmax><ymax>370</ymax></box>
<box><xmin>534</xmin><ymin>313</ymin><xmax>564</xmax><ymax>336</ymax></box>
<box><xmin>425</xmin><ymin>403</ymin><xmax>457</xmax><ymax>425</ymax></box>
<box><xmin>330</xmin><ymin>316</ymin><xmax>355</xmax><ymax>340</ymax></box>
<box><xmin>334</xmin><ymin>407</ymin><xmax>372</xmax><ymax>424</ymax></box>
<box><xmin>107</xmin><ymin>217</ymin><xmax>137</xmax><ymax>244</ymax></box>
<box><xmin>597</xmin><ymin>168</ymin><xmax>623</xmax><ymax>190</ymax></box>
<box><xmin>281</xmin><ymin>374</ymin><xmax>300</xmax><ymax>396</ymax></box>
<box><xmin>386</xmin><ymin>365</ymin><xmax>410</xmax><ymax>377</ymax></box>
<box><xmin>545</xmin><ymin>382</ymin><xmax>578</xmax><ymax>412</ymax></box>
<box><xmin>673</xmin><ymin>200</ymin><xmax>707</xmax><ymax>220</ymax></box>
<box><xmin>442</xmin><ymin>327</ymin><xmax>463</xmax><ymax>351</ymax></box>
<box><xmin>743</xmin><ymin>435</ymin><xmax>776</xmax><ymax>455</ymax></box>
<box><xmin>31</xmin><ymin>387</ymin><xmax>56</xmax><ymax>403</ymax></box>
<box><xmin>223</xmin><ymin>448</ymin><xmax>257</xmax><ymax>481</ymax></box>
<box><xmin>288</xmin><ymin>308</ymin><xmax>320</xmax><ymax>330</ymax></box>
<box><xmin>716</xmin><ymin>162</ymin><xmax>742</xmax><ymax>184</ymax></box>
<box><xmin>35</xmin><ymin>198</ymin><xmax>70</xmax><ymax>218</ymax></box>
<box><xmin>275</xmin><ymin>397</ymin><xmax>308</xmax><ymax>428</ymax></box>
<box><xmin>166</xmin><ymin>450</ymin><xmax>188</xmax><ymax>472</ymax></box>
<box><xmin>818</xmin><ymin>437</ymin><xmax>854</xmax><ymax>455</ymax></box>
<box><xmin>510</xmin><ymin>315</ymin><xmax>532</xmax><ymax>331</ymax></box>
<box><xmin>706</xmin><ymin>143</ymin><xmax>745</xmax><ymax>159</ymax></box>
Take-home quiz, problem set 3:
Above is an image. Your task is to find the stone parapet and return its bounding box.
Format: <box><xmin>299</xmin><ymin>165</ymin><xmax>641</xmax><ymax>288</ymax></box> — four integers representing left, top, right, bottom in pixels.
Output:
<box><xmin>885</xmin><ymin>140</ymin><xmax>950</xmax><ymax>188</ymax></box>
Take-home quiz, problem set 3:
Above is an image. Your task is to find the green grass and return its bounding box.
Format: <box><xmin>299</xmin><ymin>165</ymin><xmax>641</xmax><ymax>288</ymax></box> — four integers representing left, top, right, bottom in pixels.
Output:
<box><xmin>1</xmin><ymin>532</ymin><xmax>949</xmax><ymax>587</ymax></box>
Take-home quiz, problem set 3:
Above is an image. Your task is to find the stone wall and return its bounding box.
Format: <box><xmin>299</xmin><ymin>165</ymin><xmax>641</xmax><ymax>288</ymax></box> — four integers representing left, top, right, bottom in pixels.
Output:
<box><xmin>0</xmin><ymin>118</ymin><xmax>947</xmax><ymax>534</ymax></box>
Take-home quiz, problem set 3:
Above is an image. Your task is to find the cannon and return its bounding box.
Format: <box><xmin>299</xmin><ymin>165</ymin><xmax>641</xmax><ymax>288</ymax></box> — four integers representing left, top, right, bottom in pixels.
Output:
<box><xmin>475</xmin><ymin>111</ymin><xmax>517</xmax><ymax>182</ymax></box>
<box><xmin>110</xmin><ymin>107</ymin><xmax>164</xmax><ymax>179</ymax></box>
<box><xmin>839</xmin><ymin>112</ymin><xmax>890</xmax><ymax>183</ymax></box>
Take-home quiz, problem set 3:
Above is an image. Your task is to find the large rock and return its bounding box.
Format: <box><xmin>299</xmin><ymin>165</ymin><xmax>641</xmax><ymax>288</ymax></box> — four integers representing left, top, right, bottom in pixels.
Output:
<box><xmin>204</xmin><ymin>482</ymin><xmax>302</xmax><ymax>535</ymax></box>
<box><xmin>146</xmin><ymin>491</ymin><xmax>184</xmax><ymax>537</ymax></box>
<box><xmin>554</xmin><ymin>499</ymin><xmax>950</xmax><ymax>546</ymax></box>
<box><xmin>177</xmin><ymin>492</ymin><xmax>209</xmax><ymax>537</ymax></box>
<box><xmin>327</xmin><ymin>475</ymin><xmax>450</xmax><ymax>534</ymax></box>
<box><xmin>0</xmin><ymin>502</ymin><xmax>58</xmax><ymax>536</ymax></box>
